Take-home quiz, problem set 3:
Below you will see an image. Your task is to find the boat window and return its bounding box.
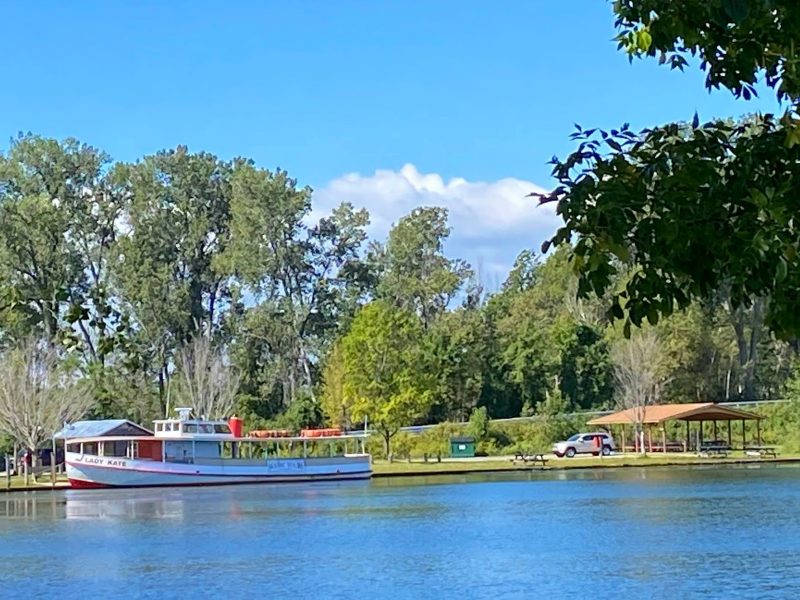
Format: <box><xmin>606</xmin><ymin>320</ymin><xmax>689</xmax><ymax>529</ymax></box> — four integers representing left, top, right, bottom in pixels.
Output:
<box><xmin>154</xmin><ymin>423</ymin><xmax>162</xmax><ymax>433</ymax></box>
<box><xmin>83</xmin><ymin>442</ymin><xmax>98</xmax><ymax>456</ymax></box>
<box><xmin>183</xmin><ymin>423</ymin><xmax>198</xmax><ymax>434</ymax></box>
<box><xmin>198</xmin><ymin>424</ymin><xmax>213</xmax><ymax>434</ymax></box>
<box><xmin>67</xmin><ymin>443</ymin><xmax>80</xmax><ymax>453</ymax></box>
<box><xmin>102</xmin><ymin>441</ymin><xmax>129</xmax><ymax>457</ymax></box>
<box><xmin>214</xmin><ymin>424</ymin><xmax>231</xmax><ymax>434</ymax></box>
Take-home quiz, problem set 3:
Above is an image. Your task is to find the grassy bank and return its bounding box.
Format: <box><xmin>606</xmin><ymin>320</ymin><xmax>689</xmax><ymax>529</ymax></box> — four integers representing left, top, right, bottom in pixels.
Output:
<box><xmin>371</xmin><ymin>453</ymin><xmax>800</xmax><ymax>476</ymax></box>
<box><xmin>2</xmin><ymin>454</ymin><xmax>798</xmax><ymax>492</ymax></box>
<box><xmin>0</xmin><ymin>473</ymin><xmax>69</xmax><ymax>491</ymax></box>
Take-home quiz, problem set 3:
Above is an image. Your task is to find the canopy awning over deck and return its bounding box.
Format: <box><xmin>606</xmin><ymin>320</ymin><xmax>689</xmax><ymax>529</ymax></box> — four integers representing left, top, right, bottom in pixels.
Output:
<box><xmin>587</xmin><ymin>403</ymin><xmax>761</xmax><ymax>427</ymax></box>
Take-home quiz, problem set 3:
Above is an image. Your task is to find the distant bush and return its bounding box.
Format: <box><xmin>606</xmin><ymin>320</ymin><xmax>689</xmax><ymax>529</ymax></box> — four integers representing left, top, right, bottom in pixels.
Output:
<box><xmin>467</xmin><ymin>407</ymin><xmax>490</xmax><ymax>441</ymax></box>
<box><xmin>365</xmin><ymin>414</ymin><xmax>598</xmax><ymax>460</ymax></box>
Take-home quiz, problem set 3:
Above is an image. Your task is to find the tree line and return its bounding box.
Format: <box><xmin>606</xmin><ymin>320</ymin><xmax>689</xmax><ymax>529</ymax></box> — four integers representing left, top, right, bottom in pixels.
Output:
<box><xmin>0</xmin><ymin>133</ymin><xmax>797</xmax><ymax>456</ymax></box>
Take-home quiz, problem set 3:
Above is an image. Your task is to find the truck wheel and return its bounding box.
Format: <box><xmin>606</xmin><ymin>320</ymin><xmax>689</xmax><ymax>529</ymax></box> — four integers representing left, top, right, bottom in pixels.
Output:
<box><xmin>565</xmin><ymin>447</ymin><xmax>576</xmax><ymax>458</ymax></box>
<box><xmin>602</xmin><ymin>445</ymin><xmax>612</xmax><ymax>456</ymax></box>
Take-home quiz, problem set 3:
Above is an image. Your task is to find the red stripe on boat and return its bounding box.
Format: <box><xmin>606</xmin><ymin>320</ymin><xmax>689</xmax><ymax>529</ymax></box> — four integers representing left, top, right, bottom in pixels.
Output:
<box><xmin>68</xmin><ymin>478</ymin><xmax>111</xmax><ymax>489</ymax></box>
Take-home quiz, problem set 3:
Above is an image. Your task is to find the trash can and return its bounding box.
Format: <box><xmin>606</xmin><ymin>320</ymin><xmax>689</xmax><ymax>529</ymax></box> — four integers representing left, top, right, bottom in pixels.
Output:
<box><xmin>449</xmin><ymin>437</ymin><xmax>476</xmax><ymax>458</ymax></box>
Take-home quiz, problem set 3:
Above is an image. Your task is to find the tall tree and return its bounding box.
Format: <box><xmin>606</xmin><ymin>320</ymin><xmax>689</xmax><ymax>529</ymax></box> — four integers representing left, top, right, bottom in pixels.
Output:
<box><xmin>488</xmin><ymin>247</ymin><xmax>613</xmax><ymax>415</ymax></box>
<box><xmin>374</xmin><ymin>207</ymin><xmax>471</xmax><ymax>327</ymax></box>
<box><xmin>221</xmin><ymin>164</ymin><xmax>372</xmax><ymax>409</ymax></box>
<box><xmin>340</xmin><ymin>301</ymin><xmax>433</xmax><ymax>456</ymax></box>
<box><xmin>0</xmin><ymin>134</ymin><xmax>124</xmax><ymax>358</ymax></box>
<box><xmin>112</xmin><ymin>147</ymin><xmax>234</xmax><ymax>411</ymax></box>
<box><xmin>425</xmin><ymin>306</ymin><xmax>487</xmax><ymax>422</ymax></box>
<box><xmin>556</xmin><ymin>319</ymin><xmax>614</xmax><ymax>410</ymax></box>
<box><xmin>319</xmin><ymin>341</ymin><xmax>352</xmax><ymax>429</ymax></box>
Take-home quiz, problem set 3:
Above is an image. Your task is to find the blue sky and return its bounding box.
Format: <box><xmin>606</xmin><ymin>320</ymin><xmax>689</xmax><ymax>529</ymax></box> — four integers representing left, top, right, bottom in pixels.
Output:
<box><xmin>0</xmin><ymin>1</ymin><xmax>779</xmax><ymax>284</ymax></box>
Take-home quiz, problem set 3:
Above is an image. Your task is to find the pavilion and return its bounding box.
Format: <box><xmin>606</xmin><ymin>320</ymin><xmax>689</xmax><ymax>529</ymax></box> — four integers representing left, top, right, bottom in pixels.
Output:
<box><xmin>587</xmin><ymin>402</ymin><xmax>763</xmax><ymax>453</ymax></box>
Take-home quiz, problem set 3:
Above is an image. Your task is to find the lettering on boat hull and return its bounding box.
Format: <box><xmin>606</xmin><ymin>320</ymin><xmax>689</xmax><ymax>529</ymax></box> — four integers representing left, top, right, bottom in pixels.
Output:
<box><xmin>266</xmin><ymin>459</ymin><xmax>305</xmax><ymax>472</ymax></box>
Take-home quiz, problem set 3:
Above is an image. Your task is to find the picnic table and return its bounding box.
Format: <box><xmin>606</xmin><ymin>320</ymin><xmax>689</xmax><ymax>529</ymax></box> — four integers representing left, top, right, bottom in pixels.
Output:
<box><xmin>512</xmin><ymin>451</ymin><xmax>548</xmax><ymax>467</ymax></box>
<box><xmin>744</xmin><ymin>446</ymin><xmax>778</xmax><ymax>458</ymax></box>
<box><xmin>697</xmin><ymin>444</ymin><xmax>730</xmax><ymax>458</ymax></box>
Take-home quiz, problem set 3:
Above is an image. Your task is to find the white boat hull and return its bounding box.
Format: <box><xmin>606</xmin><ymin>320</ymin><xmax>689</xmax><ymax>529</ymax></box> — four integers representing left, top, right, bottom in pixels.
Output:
<box><xmin>66</xmin><ymin>452</ymin><xmax>372</xmax><ymax>489</ymax></box>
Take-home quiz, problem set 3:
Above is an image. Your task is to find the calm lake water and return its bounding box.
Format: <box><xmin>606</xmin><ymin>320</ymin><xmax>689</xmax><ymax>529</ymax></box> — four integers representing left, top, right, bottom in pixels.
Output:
<box><xmin>1</xmin><ymin>465</ymin><xmax>799</xmax><ymax>599</ymax></box>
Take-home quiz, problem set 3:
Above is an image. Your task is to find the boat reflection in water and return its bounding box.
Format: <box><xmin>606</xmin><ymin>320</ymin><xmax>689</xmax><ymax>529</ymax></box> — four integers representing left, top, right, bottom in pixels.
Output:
<box><xmin>0</xmin><ymin>493</ymin><xmax>63</xmax><ymax>520</ymax></box>
<box><xmin>64</xmin><ymin>488</ymin><xmax>192</xmax><ymax>521</ymax></box>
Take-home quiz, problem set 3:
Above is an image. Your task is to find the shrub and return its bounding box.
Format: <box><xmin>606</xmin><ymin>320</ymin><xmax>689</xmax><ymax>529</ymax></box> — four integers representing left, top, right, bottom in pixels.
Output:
<box><xmin>467</xmin><ymin>406</ymin><xmax>490</xmax><ymax>441</ymax></box>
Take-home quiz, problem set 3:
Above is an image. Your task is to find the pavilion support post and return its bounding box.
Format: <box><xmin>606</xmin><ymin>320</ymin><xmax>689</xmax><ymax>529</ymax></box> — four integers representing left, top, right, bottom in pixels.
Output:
<box><xmin>685</xmin><ymin>421</ymin><xmax>690</xmax><ymax>452</ymax></box>
<box><xmin>742</xmin><ymin>419</ymin><xmax>747</xmax><ymax>448</ymax></box>
<box><xmin>713</xmin><ymin>420</ymin><xmax>718</xmax><ymax>442</ymax></box>
<box><xmin>727</xmin><ymin>421</ymin><xmax>733</xmax><ymax>449</ymax></box>
<box><xmin>661</xmin><ymin>426</ymin><xmax>667</xmax><ymax>454</ymax></box>
<box><xmin>621</xmin><ymin>426</ymin><xmax>626</xmax><ymax>455</ymax></box>
<box><xmin>757</xmin><ymin>419</ymin><xmax>762</xmax><ymax>446</ymax></box>
<box><xmin>699</xmin><ymin>420</ymin><xmax>704</xmax><ymax>447</ymax></box>
<box><xmin>647</xmin><ymin>427</ymin><xmax>653</xmax><ymax>453</ymax></box>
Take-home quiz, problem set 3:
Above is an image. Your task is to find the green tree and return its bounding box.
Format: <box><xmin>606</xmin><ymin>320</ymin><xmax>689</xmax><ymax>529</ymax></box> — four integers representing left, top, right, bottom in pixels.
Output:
<box><xmin>374</xmin><ymin>207</ymin><xmax>471</xmax><ymax>327</ymax></box>
<box><xmin>466</xmin><ymin>406</ymin><xmax>490</xmax><ymax>442</ymax></box>
<box><xmin>112</xmin><ymin>147</ymin><xmax>234</xmax><ymax>412</ymax></box>
<box><xmin>319</xmin><ymin>341</ymin><xmax>354</xmax><ymax>429</ymax></box>
<box><xmin>221</xmin><ymin>163</ymin><xmax>372</xmax><ymax>409</ymax></box>
<box><xmin>488</xmin><ymin>247</ymin><xmax>613</xmax><ymax>415</ymax></box>
<box><xmin>615</xmin><ymin>0</ymin><xmax>800</xmax><ymax>105</ymax></box>
<box><xmin>340</xmin><ymin>301</ymin><xmax>433</xmax><ymax>457</ymax></box>
<box><xmin>425</xmin><ymin>305</ymin><xmax>487</xmax><ymax>422</ymax></box>
<box><xmin>556</xmin><ymin>319</ymin><xmax>614</xmax><ymax>410</ymax></box>
<box><xmin>540</xmin><ymin>3</ymin><xmax>800</xmax><ymax>339</ymax></box>
<box><xmin>0</xmin><ymin>134</ymin><xmax>125</xmax><ymax>357</ymax></box>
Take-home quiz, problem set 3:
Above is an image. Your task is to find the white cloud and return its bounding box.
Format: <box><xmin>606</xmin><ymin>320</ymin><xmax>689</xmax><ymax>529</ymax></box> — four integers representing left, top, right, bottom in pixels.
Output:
<box><xmin>312</xmin><ymin>164</ymin><xmax>560</xmax><ymax>287</ymax></box>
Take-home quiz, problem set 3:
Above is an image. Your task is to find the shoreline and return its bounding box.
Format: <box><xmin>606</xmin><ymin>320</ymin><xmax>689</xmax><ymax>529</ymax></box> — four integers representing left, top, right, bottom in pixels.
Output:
<box><xmin>371</xmin><ymin>455</ymin><xmax>800</xmax><ymax>477</ymax></box>
<box><xmin>3</xmin><ymin>454</ymin><xmax>800</xmax><ymax>492</ymax></box>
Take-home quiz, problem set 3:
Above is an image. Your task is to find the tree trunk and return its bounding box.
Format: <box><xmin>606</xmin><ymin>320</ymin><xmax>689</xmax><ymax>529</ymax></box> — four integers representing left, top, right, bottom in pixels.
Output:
<box><xmin>729</xmin><ymin>299</ymin><xmax>765</xmax><ymax>401</ymax></box>
<box><xmin>158</xmin><ymin>366</ymin><xmax>167</xmax><ymax>417</ymax></box>
<box><xmin>382</xmin><ymin>428</ymin><xmax>392</xmax><ymax>462</ymax></box>
<box><xmin>30</xmin><ymin>453</ymin><xmax>38</xmax><ymax>483</ymax></box>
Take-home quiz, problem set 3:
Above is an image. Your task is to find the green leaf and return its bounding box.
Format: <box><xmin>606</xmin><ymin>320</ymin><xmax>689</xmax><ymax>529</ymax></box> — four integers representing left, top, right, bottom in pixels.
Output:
<box><xmin>776</xmin><ymin>258</ymin><xmax>788</xmax><ymax>283</ymax></box>
<box><xmin>611</xmin><ymin>302</ymin><xmax>624</xmax><ymax>320</ymax></box>
<box><xmin>722</xmin><ymin>0</ymin><xmax>749</xmax><ymax>23</ymax></box>
<box><xmin>636</xmin><ymin>29</ymin><xmax>652</xmax><ymax>52</ymax></box>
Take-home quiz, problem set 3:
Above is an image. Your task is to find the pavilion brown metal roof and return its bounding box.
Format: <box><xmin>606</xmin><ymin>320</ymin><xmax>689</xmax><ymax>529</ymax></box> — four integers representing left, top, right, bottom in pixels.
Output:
<box><xmin>587</xmin><ymin>402</ymin><xmax>762</xmax><ymax>426</ymax></box>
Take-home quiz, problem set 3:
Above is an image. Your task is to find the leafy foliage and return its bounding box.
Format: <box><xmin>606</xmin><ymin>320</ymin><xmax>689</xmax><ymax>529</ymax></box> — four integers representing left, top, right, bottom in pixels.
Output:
<box><xmin>615</xmin><ymin>0</ymin><xmax>800</xmax><ymax>104</ymax></box>
<box><xmin>542</xmin><ymin>116</ymin><xmax>800</xmax><ymax>339</ymax></box>
<box><xmin>374</xmin><ymin>207</ymin><xmax>471</xmax><ymax>327</ymax></box>
<box><xmin>340</xmin><ymin>301</ymin><xmax>433</xmax><ymax>455</ymax></box>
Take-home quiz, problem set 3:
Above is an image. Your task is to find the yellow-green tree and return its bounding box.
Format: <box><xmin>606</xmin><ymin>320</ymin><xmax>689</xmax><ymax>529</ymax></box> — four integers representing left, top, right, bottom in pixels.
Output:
<box><xmin>340</xmin><ymin>301</ymin><xmax>433</xmax><ymax>457</ymax></box>
<box><xmin>319</xmin><ymin>342</ymin><xmax>353</xmax><ymax>429</ymax></box>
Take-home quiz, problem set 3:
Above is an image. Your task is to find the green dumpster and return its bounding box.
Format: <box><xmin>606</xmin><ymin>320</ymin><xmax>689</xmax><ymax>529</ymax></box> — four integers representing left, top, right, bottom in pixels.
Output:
<box><xmin>450</xmin><ymin>437</ymin><xmax>476</xmax><ymax>458</ymax></box>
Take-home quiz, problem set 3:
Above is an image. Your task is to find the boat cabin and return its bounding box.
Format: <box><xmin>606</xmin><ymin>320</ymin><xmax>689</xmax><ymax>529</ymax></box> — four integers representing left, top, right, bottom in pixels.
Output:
<box><xmin>152</xmin><ymin>407</ymin><xmax>233</xmax><ymax>439</ymax></box>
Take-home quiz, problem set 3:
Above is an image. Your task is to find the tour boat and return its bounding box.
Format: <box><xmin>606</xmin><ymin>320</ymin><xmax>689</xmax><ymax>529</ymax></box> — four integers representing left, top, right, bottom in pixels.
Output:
<box><xmin>64</xmin><ymin>408</ymin><xmax>372</xmax><ymax>489</ymax></box>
